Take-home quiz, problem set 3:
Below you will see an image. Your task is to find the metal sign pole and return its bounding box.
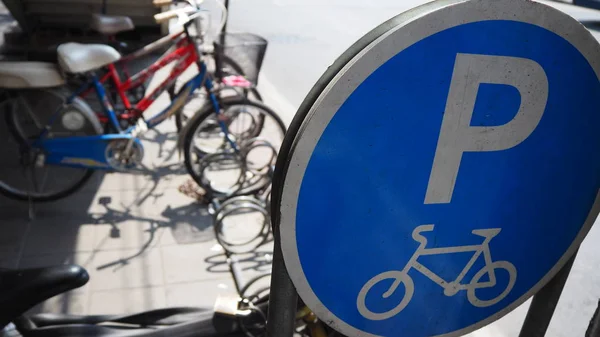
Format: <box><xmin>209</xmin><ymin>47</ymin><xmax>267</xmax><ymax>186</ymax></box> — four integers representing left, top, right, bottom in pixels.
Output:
<box><xmin>218</xmin><ymin>0</ymin><xmax>229</xmax><ymax>55</ymax></box>
<box><xmin>518</xmin><ymin>251</ymin><xmax>578</xmax><ymax>337</ymax></box>
<box><xmin>266</xmin><ymin>226</ymin><xmax>298</xmax><ymax>337</ymax></box>
<box><xmin>222</xmin><ymin>0</ymin><xmax>230</xmax><ymax>34</ymax></box>
<box><xmin>586</xmin><ymin>299</ymin><xmax>600</xmax><ymax>337</ymax></box>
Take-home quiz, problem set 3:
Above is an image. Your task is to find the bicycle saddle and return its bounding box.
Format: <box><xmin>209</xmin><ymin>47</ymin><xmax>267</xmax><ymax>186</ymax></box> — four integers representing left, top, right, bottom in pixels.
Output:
<box><xmin>14</xmin><ymin>308</ymin><xmax>229</xmax><ymax>337</ymax></box>
<box><xmin>28</xmin><ymin>307</ymin><xmax>207</xmax><ymax>327</ymax></box>
<box><xmin>0</xmin><ymin>265</ymin><xmax>89</xmax><ymax>329</ymax></box>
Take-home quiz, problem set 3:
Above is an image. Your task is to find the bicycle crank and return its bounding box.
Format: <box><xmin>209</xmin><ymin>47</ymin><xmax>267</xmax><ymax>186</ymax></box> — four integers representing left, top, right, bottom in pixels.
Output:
<box><xmin>106</xmin><ymin>138</ymin><xmax>145</xmax><ymax>170</ymax></box>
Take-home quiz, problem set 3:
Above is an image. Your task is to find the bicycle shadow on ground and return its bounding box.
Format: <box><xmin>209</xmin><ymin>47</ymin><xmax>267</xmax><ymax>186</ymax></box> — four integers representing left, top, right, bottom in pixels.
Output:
<box><xmin>138</xmin><ymin>128</ymin><xmax>180</xmax><ymax>164</ymax></box>
<box><xmin>91</xmin><ymin>197</ymin><xmax>214</xmax><ymax>271</ymax></box>
<box><xmin>118</xmin><ymin>162</ymin><xmax>186</xmax><ymax>207</ymax></box>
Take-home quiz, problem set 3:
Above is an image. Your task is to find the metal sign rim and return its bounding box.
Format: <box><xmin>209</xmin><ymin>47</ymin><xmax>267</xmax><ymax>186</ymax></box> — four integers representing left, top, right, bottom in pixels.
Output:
<box><xmin>276</xmin><ymin>0</ymin><xmax>600</xmax><ymax>336</ymax></box>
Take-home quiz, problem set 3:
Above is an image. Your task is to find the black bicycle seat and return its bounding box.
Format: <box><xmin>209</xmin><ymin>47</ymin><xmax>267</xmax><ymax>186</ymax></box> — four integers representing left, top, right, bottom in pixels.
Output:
<box><xmin>28</xmin><ymin>307</ymin><xmax>208</xmax><ymax>327</ymax></box>
<box><xmin>15</xmin><ymin>308</ymin><xmax>224</xmax><ymax>337</ymax></box>
<box><xmin>0</xmin><ymin>265</ymin><xmax>89</xmax><ymax>329</ymax></box>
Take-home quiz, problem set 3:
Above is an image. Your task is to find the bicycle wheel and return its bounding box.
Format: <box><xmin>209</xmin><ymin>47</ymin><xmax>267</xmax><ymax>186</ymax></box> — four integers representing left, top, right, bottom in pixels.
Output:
<box><xmin>182</xmin><ymin>98</ymin><xmax>286</xmax><ymax>199</ymax></box>
<box><xmin>0</xmin><ymin>91</ymin><xmax>99</xmax><ymax>202</ymax></box>
<box><xmin>174</xmin><ymin>55</ymin><xmax>263</xmax><ymax>132</ymax></box>
<box><xmin>185</xmin><ymin>139</ymin><xmax>274</xmax><ymax>199</ymax></box>
<box><xmin>356</xmin><ymin>271</ymin><xmax>415</xmax><ymax>321</ymax></box>
<box><xmin>467</xmin><ymin>261</ymin><xmax>517</xmax><ymax>308</ymax></box>
<box><xmin>184</xmin><ymin>98</ymin><xmax>284</xmax><ymax>156</ymax></box>
<box><xmin>235</xmin><ymin>137</ymin><xmax>277</xmax><ymax>197</ymax></box>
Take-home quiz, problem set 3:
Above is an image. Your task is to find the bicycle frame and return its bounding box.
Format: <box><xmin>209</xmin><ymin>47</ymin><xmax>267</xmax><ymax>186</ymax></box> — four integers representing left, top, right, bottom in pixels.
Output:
<box><xmin>99</xmin><ymin>60</ymin><xmax>207</xmax><ymax>132</ymax></box>
<box><xmin>77</xmin><ymin>30</ymin><xmax>192</xmax><ymax>120</ymax></box>
<box><xmin>10</xmin><ymin>13</ymin><xmax>243</xmax><ymax>172</ymax></box>
<box><xmin>28</xmin><ymin>15</ymin><xmax>230</xmax><ymax>170</ymax></box>
<box><xmin>406</xmin><ymin>235</ymin><xmax>498</xmax><ymax>292</ymax></box>
<box><xmin>35</xmin><ymin>63</ymin><xmax>214</xmax><ymax>170</ymax></box>
<box><xmin>358</xmin><ymin>225</ymin><xmax>516</xmax><ymax>320</ymax></box>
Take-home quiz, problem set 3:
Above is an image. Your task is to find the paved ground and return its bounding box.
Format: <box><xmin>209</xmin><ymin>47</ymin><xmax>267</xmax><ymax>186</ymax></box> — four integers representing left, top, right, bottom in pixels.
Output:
<box><xmin>0</xmin><ymin>111</ymin><xmax>273</xmax><ymax>316</ymax></box>
<box><xmin>1</xmin><ymin>0</ymin><xmax>600</xmax><ymax>336</ymax></box>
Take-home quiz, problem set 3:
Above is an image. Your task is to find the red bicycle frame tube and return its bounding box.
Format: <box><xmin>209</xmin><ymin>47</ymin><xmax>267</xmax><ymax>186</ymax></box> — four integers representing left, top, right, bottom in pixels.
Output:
<box><xmin>82</xmin><ymin>30</ymin><xmax>199</xmax><ymax>120</ymax></box>
<box><xmin>128</xmin><ymin>41</ymin><xmax>198</xmax><ymax>112</ymax></box>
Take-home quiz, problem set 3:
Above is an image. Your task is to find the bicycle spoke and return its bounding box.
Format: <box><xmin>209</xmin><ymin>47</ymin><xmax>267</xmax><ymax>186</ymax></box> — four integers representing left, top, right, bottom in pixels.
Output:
<box><xmin>25</xmin><ymin>164</ymin><xmax>37</xmax><ymax>220</ymax></box>
<box><xmin>30</xmin><ymin>165</ymin><xmax>40</xmax><ymax>195</ymax></box>
<box><xmin>38</xmin><ymin>167</ymin><xmax>49</xmax><ymax>194</ymax></box>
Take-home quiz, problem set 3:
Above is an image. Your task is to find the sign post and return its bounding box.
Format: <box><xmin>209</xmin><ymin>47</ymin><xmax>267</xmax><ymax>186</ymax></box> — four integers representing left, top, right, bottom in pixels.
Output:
<box><xmin>268</xmin><ymin>0</ymin><xmax>600</xmax><ymax>336</ymax></box>
<box><xmin>265</xmin><ymin>239</ymin><xmax>297</xmax><ymax>337</ymax></box>
<box><xmin>518</xmin><ymin>252</ymin><xmax>577</xmax><ymax>337</ymax></box>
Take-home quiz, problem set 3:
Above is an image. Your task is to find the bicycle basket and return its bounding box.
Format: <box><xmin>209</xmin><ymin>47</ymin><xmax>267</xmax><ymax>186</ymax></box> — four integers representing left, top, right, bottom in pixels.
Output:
<box><xmin>214</xmin><ymin>33</ymin><xmax>268</xmax><ymax>86</ymax></box>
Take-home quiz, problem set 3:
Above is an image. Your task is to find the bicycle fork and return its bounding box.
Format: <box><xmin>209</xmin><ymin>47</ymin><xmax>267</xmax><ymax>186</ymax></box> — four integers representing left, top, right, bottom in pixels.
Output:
<box><xmin>205</xmin><ymin>77</ymin><xmax>239</xmax><ymax>152</ymax></box>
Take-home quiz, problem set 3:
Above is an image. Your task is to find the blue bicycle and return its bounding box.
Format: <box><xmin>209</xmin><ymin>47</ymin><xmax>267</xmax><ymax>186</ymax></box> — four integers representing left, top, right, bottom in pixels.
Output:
<box><xmin>0</xmin><ymin>7</ymin><xmax>285</xmax><ymax>202</ymax></box>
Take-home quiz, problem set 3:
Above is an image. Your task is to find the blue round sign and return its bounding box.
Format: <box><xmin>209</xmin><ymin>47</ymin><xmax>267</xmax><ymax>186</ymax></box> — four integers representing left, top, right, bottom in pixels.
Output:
<box><xmin>277</xmin><ymin>1</ymin><xmax>600</xmax><ymax>336</ymax></box>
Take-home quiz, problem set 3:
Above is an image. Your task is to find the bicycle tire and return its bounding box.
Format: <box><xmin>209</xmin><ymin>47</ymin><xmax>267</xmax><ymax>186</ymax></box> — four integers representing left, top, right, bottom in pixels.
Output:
<box><xmin>182</xmin><ymin>97</ymin><xmax>286</xmax><ymax>200</ymax></box>
<box><xmin>356</xmin><ymin>271</ymin><xmax>414</xmax><ymax>321</ymax></box>
<box><xmin>174</xmin><ymin>55</ymin><xmax>264</xmax><ymax>132</ymax></box>
<box><xmin>0</xmin><ymin>101</ymin><xmax>95</xmax><ymax>203</ymax></box>
<box><xmin>466</xmin><ymin>261</ymin><xmax>517</xmax><ymax>308</ymax></box>
<box><xmin>181</xmin><ymin>98</ymin><xmax>279</xmax><ymax>158</ymax></box>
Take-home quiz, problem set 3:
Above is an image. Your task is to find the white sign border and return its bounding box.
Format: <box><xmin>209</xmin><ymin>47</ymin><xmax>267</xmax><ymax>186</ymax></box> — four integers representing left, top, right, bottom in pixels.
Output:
<box><xmin>279</xmin><ymin>0</ymin><xmax>600</xmax><ymax>336</ymax></box>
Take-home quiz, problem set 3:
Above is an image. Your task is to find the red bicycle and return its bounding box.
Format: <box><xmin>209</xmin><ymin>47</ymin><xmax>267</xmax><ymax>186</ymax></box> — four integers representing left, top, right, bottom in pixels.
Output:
<box><xmin>0</xmin><ymin>5</ymin><xmax>282</xmax><ymax>202</ymax></box>
<box><xmin>76</xmin><ymin>0</ymin><xmax>263</xmax><ymax>131</ymax></box>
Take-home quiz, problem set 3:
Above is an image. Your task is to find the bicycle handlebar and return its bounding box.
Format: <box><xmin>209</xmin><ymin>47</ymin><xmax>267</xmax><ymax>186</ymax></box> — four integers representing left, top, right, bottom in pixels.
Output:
<box><xmin>153</xmin><ymin>0</ymin><xmax>205</xmax><ymax>8</ymax></box>
<box><xmin>154</xmin><ymin>6</ymin><xmax>196</xmax><ymax>24</ymax></box>
<box><xmin>153</xmin><ymin>0</ymin><xmax>173</xmax><ymax>6</ymax></box>
<box><xmin>154</xmin><ymin>0</ymin><xmax>227</xmax><ymax>40</ymax></box>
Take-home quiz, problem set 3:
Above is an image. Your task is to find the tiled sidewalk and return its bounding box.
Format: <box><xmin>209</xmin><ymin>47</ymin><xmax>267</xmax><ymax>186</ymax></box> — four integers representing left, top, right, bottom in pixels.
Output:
<box><xmin>0</xmin><ymin>102</ymin><xmax>273</xmax><ymax>316</ymax></box>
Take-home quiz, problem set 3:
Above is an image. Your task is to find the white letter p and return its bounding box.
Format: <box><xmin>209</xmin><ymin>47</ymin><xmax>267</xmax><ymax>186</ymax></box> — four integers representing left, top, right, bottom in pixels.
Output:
<box><xmin>424</xmin><ymin>53</ymin><xmax>548</xmax><ymax>204</ymax></box>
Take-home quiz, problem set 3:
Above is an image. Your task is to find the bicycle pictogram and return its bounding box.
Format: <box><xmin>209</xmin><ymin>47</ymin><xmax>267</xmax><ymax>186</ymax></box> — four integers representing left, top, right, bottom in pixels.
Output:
<box><xmin>357</xmin><ymin>224</ymin><xmax>517</xmax><ymax>321</ymax></box>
